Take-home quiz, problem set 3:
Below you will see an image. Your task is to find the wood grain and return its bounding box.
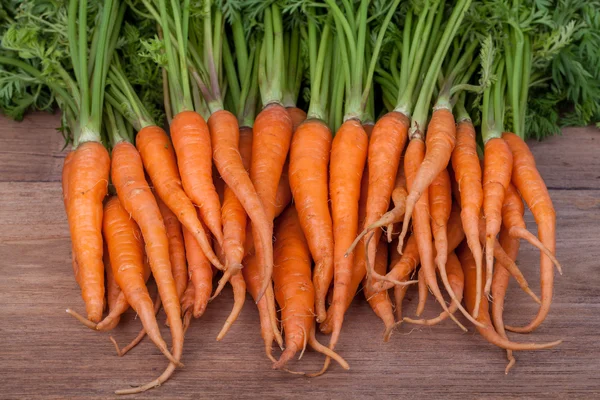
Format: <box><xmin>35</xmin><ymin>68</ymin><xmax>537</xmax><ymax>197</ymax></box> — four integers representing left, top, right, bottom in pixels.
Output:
<box><xmin>0</xmin><ymin>112</ymin><xmax>599</xmax><ymax>399</ymax></box>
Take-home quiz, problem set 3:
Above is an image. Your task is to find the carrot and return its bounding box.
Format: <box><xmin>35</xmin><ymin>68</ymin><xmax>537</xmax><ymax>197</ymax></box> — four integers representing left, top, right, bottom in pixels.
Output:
<box><xmin>482</xmin><ymin>137</ymin><xmax>513</xmax><ymax>298</ymax></box>
<box><xmin>102</xmin><ymin>196</ymin><xmax>178</xmax><ymax>364</ymax></box>
<box><xmin>403</xmin><ymin>138</ymin><xmax>469</xmax><ymax>330</ymax></box>
<box><xmin>110</xmin><ymin>139</ymin><xmax>185</xmax><ymax>387</ymax></box>
<box><xmin>242</xmin><ymin>252</ymin><xmax>283</xmax><ymax>361</ymax></box>
<box><xmin>182</xmin><ymin>222</ymin><xmax>213</xmax><ymax>319</ymax></box>
<box><xmin>181</xmin><ymin>280</ymin><xmax>195</xmax><ymax>335</ymax></box>
<box><xmin>251</xmin><ymin>102</ymin><xmax>293</xmax><ymax>295</ymax></box>
<box><xmin>450</xmin><ymin>117</ymin><xmax>484</xmax><ymax>315</ymax></box>
<box><xmin>110</xmin><ymin>294</ymin><xmax>162</xmax><ymax>357</ymax></box>
<box><xmin>503</xmin><ymin>133</ymin><xmax>558</xmax><ymax>333</ymax></box>
<box><xmin>136</xmin><ymin>125</ymin><xmax>223</xmax><ymax>271</ymax></box>
<box><xmin>61</xmin><ymin>152</ymin><xmax>80</xmax><ymax>287</ymax></box>
<box><xmin>170</xmin><ymin>110</ymin><xmax>223</xmax><ymax>246</ymax></box>
<box><xmin>208</xmin><ymin>110</ymin><xmax>273</xmax><ymax>301</ymax></box>
<box><xmin>404</xmin><ymin>251</ymin><xmax>464</xmax><ymax>326</ymax></box>
<box><xmin>399</xmin><ymin>108</ymin><xmax>456</xmax><ymax>251</ymax></box>
<box><xmin>66</xmin><ymin>141</ymin><xmax>110</xmax><ymax>323</ymax></box>
<box><xmin>272</xmin><ymin>206</ymin><xmax>348</xmax><ymax>371</ymax></box>
<box><xmin>274</xmin><ymin>158</ymin><xmax>292</xmax><ymax>218</ymax></box>
<box><xmin>492</xmin><ymin>227</ymin><xmax>518</xmax><ymax>373</ymax></box>
<box><xmin>415</xmin><ymin>269</ymin><xmax>428</xmax><ymax>317</ymax></box>
<box><xmin>287</xmin><ymin>107</ymin><xmax>307</xmax><ymax>133</ymax></box>
<box><xmin>362</xmin><ymin>112</ymin><xmax>410</xmax><ymax>280</ymax></box>
<box><xmin>216</xmin><ymin>272</ymin><xmax>246</xmax><ymax>341</ymax></box>
<box><xmin>155</xmin><ymin>193</ymin><xmax>188</xmax><ymax>300</ymax></box>
<box><xmin>459</xmin><ymin>242</ymin><xmax>562</xmax><ymax>351</ymax></box>
<box><xmin>289</xmin><ymin>118</ymin><xmax>333</xmax><ymax>323</ymax></box>
<box><xmin>364</xmin><ymin>237</ymin><xmax>399</xmax><ymax>342</ymax></box>
<box><xmin>388</xmin><ymin>235</ymin><xmax>410</xmax><ymax>320</ymax></box>
<box><xmin>502</xmin><ymin>183</ymin><xmax>562</xmax><ymax>272</ymax></box>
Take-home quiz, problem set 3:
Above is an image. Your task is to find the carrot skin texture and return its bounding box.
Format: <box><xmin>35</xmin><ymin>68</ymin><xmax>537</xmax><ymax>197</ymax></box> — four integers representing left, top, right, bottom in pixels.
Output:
<box><xmin>67</xmin><ymin>141</ymin><xmax>110</xmax><ymax>323</ymax></box>
<box><xmin>289</xmin><ymin>119</ymin><xmax>333</xmax><ymax>323</ymax></box>
<box><xmin>327</xmin><ymin>119</ymin><xmax>368</xmax><ymax>349</ymax></box>
<box><xmin>208</xmin><ymin>110</ymin><xmax>273</xmax><ymax>300</ymax></box>
<box><xmin>503</xmin><ymin>132</ymin><xmax>557</xmax><ymax>333</ymax></box>
<box><xmin>62</xmin><ymin>152</ymin><xmax>81</xmax><ymax>286</ymax></box>
<box><xmin>156</xmin><ymin>193</ymin><xmax>188</xmax><ymax>300</ymax></box>
<box><xmin>136</xmin><ymin>125</ymin><xmax>223</xmax><ymax>270</ymax></box>
<box><xmin>170</xmin><ymin>110</ymin><xmax>223</xmax><ymax>245</ymax></box>
<box><xmin>274</xmin><ymin>159</ymin><xmax>292</xmax><ymax>218</ymax></box>
<box><xmin>251</xmin><ymin>103</ymin><xmax>293</xmax><ymax>297</ymax></box>
<box><xmin>483</xmin><ymin>137</ymin><xmax>513</xmax><ymax>296</ymax></box>
<box><xmin>182</xmin><ymin>224</ymin><xmax>212</xmax><ymax>318</ymax></box>
<box><xmin>364</xmin><ymin>112</ymin><xmax>409</xmax><ymax>279</ymax></box>
<box><xmin>111</xmin><ymin>140</ymin><xmax>183</xmax><ymax>368</ymax></box>
<box><xmin>400</xmin><ymin>109</ymin><xmax>456</xmax><ymax>248</ymax></box>
<box><xmin>286</xmin><ymin>106</ymin><xmax>307</xmax><ymax>133</ymax></box>
<box><xmin>459</xmin><ymin>243</ymin><xmax>562</xmax><ymax>351</ymax></box>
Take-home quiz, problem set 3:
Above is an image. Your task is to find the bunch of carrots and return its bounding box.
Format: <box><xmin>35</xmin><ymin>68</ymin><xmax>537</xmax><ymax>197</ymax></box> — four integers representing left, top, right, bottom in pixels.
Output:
<box><xmin>2</xmin><ymin>0</ymin><xmax>581</xmax><ymax>394</ymax></box>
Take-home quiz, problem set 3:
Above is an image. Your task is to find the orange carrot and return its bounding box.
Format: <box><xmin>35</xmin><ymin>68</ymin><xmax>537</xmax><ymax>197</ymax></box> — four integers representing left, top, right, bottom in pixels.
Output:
<box><xmin>482</xmin><ymin>137</ymin><xmax>513</xmax><ymax>300</ymax></box>
<box><xmin>364</xmin><ymin>237</ymin><xmax>398</xmax><ymax>341</ymax></box>
<box><xmin>459</xmin><ymin>242</ymin><xmax>562</xmax><ymax>351</ymax></box>
<box><xmin>450</xmin><ymin>117</ymin><xmax>484</xmax><ymax>319</ymax></box>
<box><xmin>242</xmin><ymin>252</ymin><xmax>283</xmax><ymax>361</ymax></box>
<box><xmin>274</xmin><ymin>159</ymin><xmax>292</xmax><ymax>218</ymax></box>
<box><xmin>216</xmin><ymin>272</ymin><xmax>246</xmax><ymax>341</ymax></box>
<box><xmin>170</xmin><ymin>110</ymin><xmax>223</xmax><ymax>246</ymax></box>
<box><xmin>155</xmin><ymin>193</ymin><xmax>188</xmax><ymax>300</ymax></box>
<box><xmin>251</xmin><ymin>103</ymin><xmax>293</xmax><ymax>297</ymax></box>
<box><xmin>289</xmin><ymin>118</ymin><xmax>334</xmax><ymax>323</ymax></box>
<box><xmin>403</xmin><ymin>138</ymin><xmax>469</xmax><ymax>330</ymax></box>
<box><xmin>66</xmin><ymin>142</ymin><xmax>110</xmax><ymax>322</ymax></box>
<box><xmin>181</xmin><ymin>280</ymin><xmax>195</xmax><ymax>335</ymax></box>
<box><xmin>415</xmin><ymin>269</ymin><xmax>428</xmax><ymax>317</ymax></box>
<box><xmin>272</xmin><ymin>206</ymin><xmax>348</xmax><ymax>371</ymax></box>
<box><xmin>182</xmin><ymin>221</ymin><xmax>213</xmax><ymax>319</ymax></box>
<box><xmin>503</xmin><ymin>133</ymin><xmax>558</xmax><ymax>333</ymax></box>
<box><xmin>287</xmin><ymin>106</ymin><xmax>307</xmax><ymax>133</ymax></box>
<box><xmin>111</xmin><ymin>139</ymin><xmax>184</xmax><ymax>376</ymax></box>
<box><xmin>136</xmin><ymin>125</ymin><xmax>223</xmax><ymax>271</ymax></box>
<box><xmin>362</xmin><ymin>112</ymin><xmax>409</xmax><ymax>280</ymax></box>
<box><xmin>208</xmin><ymin>110</ymin><xmax>273</xmax><ymax>301</ymax></box>
<box><xmin>399</xmin><ymin>108</ymin><xmax>456</xmax><ymax>251</ymax></box>
<box><xmin>61</xmin><ymin>152</ymin><xmax>80</xmax><ymax>287</ymax></box>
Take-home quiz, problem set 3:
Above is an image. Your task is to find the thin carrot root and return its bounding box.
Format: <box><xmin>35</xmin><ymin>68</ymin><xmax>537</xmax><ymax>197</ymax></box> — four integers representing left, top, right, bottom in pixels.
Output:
<box><xmin>211</xmin><ymin>263</ymin><xmax>243</xmax><ymax>301</ymax></box>
<box><xmin>112</xmin><ymin>296</ymin><xmax>163</xmax><ymax>357</ymax></box>
<box><xmin>272</xmin><ymin>343</ymin><xmax>298</xmax><ymax>370</ymax></box>
<box><xmin>345</xmin><ymin>206</ymin><xmax>404</xmax><ymax>257</ymax></box>
<box><xmin>383</xmin><ymin>321</ymin><xmax>403</xmax><ymax>342</ymax></box>
<box><xmin>216</xmin><ymin>273</ymin><xmax>246</xmax><ymax>341</ymax></box>
<box><xmin>66</xmin><ymin>308</ymin><xmax>97</xmax><ymax>330</ymax></box>
<box><xmin>416</xmin><ymin>270</ymin><xmax>428</xmax><ymax>317</ymax></box>
<box><xmin>509</xmin><ymin>227</ymin><xmax>563</xmax><ymax>274</ymax></box>
<box><xmin>182</xmin><ymin>310</ymin><xmax>192</xmax><ymax>336</ymax></box>
<box><xmin>308</xmin><ymin>327</ymin><xmax>349</xmax><ymax>371</ymax></box>
<box><xmin>394</xmin><ymin>285</ymin><xmax>409</xmax><ymax>320</ymax></box>
<box><xmin>505</xmin><ymin>352</ymin><xmax>516</xmax><ymax>374</ymax></box>
<box><xmin>115</xmin><ymin>364</ymin><xmax>177</xmax><ymax>395</ymax></box>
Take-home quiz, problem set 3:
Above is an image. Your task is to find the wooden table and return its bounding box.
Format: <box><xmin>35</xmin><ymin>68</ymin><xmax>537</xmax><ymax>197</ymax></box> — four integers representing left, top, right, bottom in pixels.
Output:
<box><xmin>1</xmin><ymin>113</ymin><xmax>598</xmax><ymax>399</ymax></box>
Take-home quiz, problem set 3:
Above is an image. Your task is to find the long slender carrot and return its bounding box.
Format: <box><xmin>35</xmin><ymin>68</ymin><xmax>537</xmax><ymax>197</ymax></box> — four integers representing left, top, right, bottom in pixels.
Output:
<box><xmin>289</xmin><ymin>119</ymin><xmax>333</xmax><ymax>323</ymax></box>
<box><xmin>404</xmin><ymin>251</ymin><xmax>464</xmax><ymax>326</ymax></box>
<box><xmin>136</xmin><ymin>125</ymin><xmax>223</xmax><ymax>271</ymax></box>
<box><xmin>493</xmin><ymin>227</ymin><xmax>518</xmax><ymax>373</ymax></box>
<box><xmin>503</xmin><ymin>132</ymin><xmax>558</xmax><ymax>333</ymax></box>
<box><xmin>242</xmin><ymin>252</ymin><xmax>282</xmax><ymax>361</ymax></box>
<box><xmin>61</xmin><ymin>152</ymin><xmax>80</xmax><ymax>288</ymax></box>
<box><xmin>111</xmin><ymin>139</ymin><xmax>184</xmax><ymax>376</ymax></box>
<box><xmin>170</xmin><ymin>110</ymin><xmax>223</xmax><ymax>246</ymax></box>
<box><xmin>450</xmin><ymin>117</ymin><xmax>484</xmax><ymax>318</ymax></box>
<box><xmin>362</xmin><ymin>112</ymin><xmax>410</xmax><ymax>280</ymax></box>
<box><xmin>364</xmin><ymin>237</ymin><xmax>399</xmax><ymax>342</ymax></box>
<box><xmin>272</xmin><ymin>206</ymin><xmax>348</xmax><ymax>371</ymax></box>
<box><xmin>482</xmin><ymin>137</ymin><xmax>513</xmax><ymax>298</ymax></box>
<box><xmin>459</xmin><ymin>243</ymin><xmax>562</xmax><ymax>351</ymax></box>
<box><xmin>404</xmin><ymin>138</ymin><xmax>470</xmax><ymax>330</ymax></box>
<box><xmin>399</xmin><ymin>108</ymin><xmax>456</xmax><ymax>250</ymax></box>
<box><xmin>182</xmin><ymin>222</ymin><xmax>213</xmax><ymax>319</ymax></box>
<box><xmin>66</xmin><ymin>142</ymin><xmax>110</xmax><ymax>323</ymax></box>
<box><xmin>155</xmin><ymin>193</ymin><xmax>188</xmax><ymax>299</ymax></box>
<box><xmin>216</xmin><ymin>272</ymin><xmax>246</xmax><ymax>341</ymax></box>
<box><xmin>208</xmin><ymin>110</ymin><xmax>273</xmax><ymax>301</ymax></box>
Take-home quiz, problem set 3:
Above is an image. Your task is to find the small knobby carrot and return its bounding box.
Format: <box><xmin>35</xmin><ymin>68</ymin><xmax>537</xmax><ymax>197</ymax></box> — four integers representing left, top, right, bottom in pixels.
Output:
<box><xmin>272</xmin><ymin>206</ymin><xmax>349</xmax><ymax>371</ymax></box>
<box><xmin>451</xmin><ymin>118</ymin><xmax>484</xmax><ymax>318</ymax></box>
<box><xmin>242</xmin><ymin>252</ymin><xmax>283</xmax><ymax>362</ymax></box>
<box><xmin>482</xmin><ymin>137</ymin><xmax>513</xmax><ymax>299</ymax></box>
<box><xmin>459</xmin><ymin>243</ymin><xmax>562</xmax><ymax>352</ymax></box>
<box><xmin>66</xmin><ymin>142</ymin><xmax>110</xmax><ymax>323</ymax></box>
<box><xmin>170</xmin><ymin>110</ymin><xmax>224</xmax><ymax>246</ymax></box>
<box><xmin>155</xmin><ymin>193</ymin><xmax>188</xmax><ymax>300</ymax></box>
<box><xmin>399</xmin><ymin>108</ymin><xmax>456</xmax><ymax>251</ymax></box>
<box><xmin>503</xmin><ymin>133</ymin><xmax>557</xmax><ymax>334</ymax></box>
<box><xmin>208</xmin><ymin>110</ymin><xmax>273</xmax><ymax>301</ymax></box>
<box><xmin>364</xmin><ymin>237</ymin><xmax>399</xmax><ymax>342</ymax></box>
<box><xmin>182</xmin><ymin>220</ymin><xmax>213</xmax><ymax>319</ymax></box>
<box><xmin>289</xmin><ymin>119</ymin><xmax>334</xmax><ymax>323</ymax></box>
<box><xmin>111</xmin><ymin>139</ymin><xmax>184</xmax><ymax>373</ymax></box>
<box><xmin>362</xmin><ymin>112</ymin><xmax>410</xmax><ymax>280</ymax></box>
<box><xmin>404</xmin><ymin>251</ymin><xmax>464</xmax><ymax>326</ymax></box>
<box><xmin>136</xmin><ymin>125</ymin><xmax>223</xmax><ymax>271</ymax></box>
<box><xmin>403</xmin><ymin>138</ymin><xmax>469</xmax><ymax>331</ymax></box>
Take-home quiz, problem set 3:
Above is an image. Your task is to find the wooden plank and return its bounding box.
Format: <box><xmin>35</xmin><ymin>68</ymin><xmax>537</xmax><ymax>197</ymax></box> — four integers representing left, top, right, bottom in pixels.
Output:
<box><xmin>0</xmin><ymin>181</ymin><xmax>598</xmax><ymax>398</ymax></box>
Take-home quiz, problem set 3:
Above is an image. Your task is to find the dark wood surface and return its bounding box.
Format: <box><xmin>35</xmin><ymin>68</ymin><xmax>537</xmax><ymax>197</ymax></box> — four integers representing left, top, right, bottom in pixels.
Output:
<box><xmin>1</xmin><ymin>112</ymin><xmax>599</xmax><ymax>399</ymax></box>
